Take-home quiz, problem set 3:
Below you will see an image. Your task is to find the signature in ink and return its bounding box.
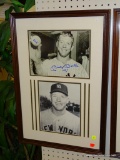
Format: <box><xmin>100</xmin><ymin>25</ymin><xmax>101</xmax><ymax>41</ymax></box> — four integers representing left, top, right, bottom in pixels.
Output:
<box><xmin>33</xmin><ymin>39</ymin><xmax>38</xmax><ymax>44</ymax></box>
<box><xmin>51</xmin><ymin>64</ymin><xmax>79</xmax><ymax>72</ymax></box>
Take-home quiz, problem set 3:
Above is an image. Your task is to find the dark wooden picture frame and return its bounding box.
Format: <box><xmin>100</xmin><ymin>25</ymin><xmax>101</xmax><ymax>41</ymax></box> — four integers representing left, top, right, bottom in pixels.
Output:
<box><xmin>10</xmin><ymin>10</ymin><xmax>110</xmax><ymax>154</ymax></box>
<box><xmin>110</xmin><ymin>9</ymin><xmax>120</xmax><ymax>155</ymax></box>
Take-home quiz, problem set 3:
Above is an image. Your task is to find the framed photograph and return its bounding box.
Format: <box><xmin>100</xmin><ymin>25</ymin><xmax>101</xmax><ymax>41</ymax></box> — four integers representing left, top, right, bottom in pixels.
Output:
<box><xmin>10</xmin><ymin>10</ymin><xmax>110</xmax><ymax>154</ymax></box>
<box><xmin>110</xmin><ymin>9</ymin><xmax>120</xmax><ymax>155</ymax></box>
<box><xmin>39</xmin><ymin>81</ymin><xmax>81</xmax><ymax>135</ymax></box>
<box><xmin>28</xmin><ymin>30</ymin><xmax>90</xmax><ymax>78</ymax></box>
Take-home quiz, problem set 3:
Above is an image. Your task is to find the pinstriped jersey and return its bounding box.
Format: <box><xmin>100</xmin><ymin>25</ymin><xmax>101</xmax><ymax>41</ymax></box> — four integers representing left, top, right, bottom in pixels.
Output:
<box><xmin>36</xmin><ymin>58</ymin><xmax>88</xmax><ymax>78</ymax></box>
<box><xmin>40</xmin><ymin>108</ymin><xmax>80</xmax><ymax>136</ymax></box>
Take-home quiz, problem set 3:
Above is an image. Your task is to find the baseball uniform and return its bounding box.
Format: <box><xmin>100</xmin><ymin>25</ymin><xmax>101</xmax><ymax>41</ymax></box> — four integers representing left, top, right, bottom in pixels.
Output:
<box><xmin>40</xmin><ymin>108</ymin><xmax>80</xmax><ymax>136</ymax></box>
<box><xmin>35</xmin><ymin>57</ymin><xmax>88</xmax><ymax>78</ymax></box>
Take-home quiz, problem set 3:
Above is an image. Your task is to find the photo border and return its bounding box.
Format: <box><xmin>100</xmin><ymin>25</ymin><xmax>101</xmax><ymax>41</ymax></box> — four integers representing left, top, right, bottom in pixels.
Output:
<box><xmin>28</xmin><ymin>29</ymin><xmax>91</xmax><ymax>79</ymax></box>
<box><xmin>10</xmin><ymin>10</ymin><xmax>110</xmax><ymax>154</ymax></box>
<box><xmin>38</xmin><ymin>81</ymin><xmax>81</xmax><ymax>135</ymax></box>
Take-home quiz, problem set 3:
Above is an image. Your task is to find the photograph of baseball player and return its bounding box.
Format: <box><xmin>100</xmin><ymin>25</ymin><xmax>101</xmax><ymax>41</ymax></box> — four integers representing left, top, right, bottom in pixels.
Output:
<box><xmin>29</xmin><ymin>30</ymin><xmax>90</xmax><ymax>78</ymax></box>
<box><xmin>39</xmin><ymin>81</ymin><xmax>80</xmax><ymax>136</ymax></box>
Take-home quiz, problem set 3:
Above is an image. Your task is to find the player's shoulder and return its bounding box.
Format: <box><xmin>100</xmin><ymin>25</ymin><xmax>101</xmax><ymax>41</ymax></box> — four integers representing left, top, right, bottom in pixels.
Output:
<box><xmin>66</xmin><ymin>111</ymin><xmax>79</xmax><ymax>120</ymax></box>
<box><xmin>42</xmin><ymin>58</ymin><xmax>57</xmax><ymax>70</ymax></box>
<box><xmin>41</xmin><ymin>108</ymin><xmax>51</xmax><ymax>116</ymax></box>
<box><xmin>69</xmin><ymin>59</ymin><xmax>83</xmax><ymax>67</ymax></box>
<box><xmin>43</xmin><ymin>57</ymin><xmax>57</xmax><ymax>63</ymax></box>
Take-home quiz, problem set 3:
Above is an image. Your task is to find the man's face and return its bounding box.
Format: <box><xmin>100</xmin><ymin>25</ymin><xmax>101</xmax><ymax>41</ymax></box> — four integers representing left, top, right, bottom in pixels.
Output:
<box><xmin>51</xmin><ymin>92</ymin><xmax>68</xmax><ymax>111</ymax></box>
<box><xmin>56</xmin><ymin>35</ymin><xmax>74</xmax><ymax>58</ymax></box>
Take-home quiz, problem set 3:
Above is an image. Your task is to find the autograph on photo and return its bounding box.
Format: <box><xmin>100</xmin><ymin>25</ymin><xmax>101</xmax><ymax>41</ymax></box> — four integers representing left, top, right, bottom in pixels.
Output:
<box><xmin>50</xmin><ymin>64</ymin><xmax>79</xmax><ymax>72</ymax></box>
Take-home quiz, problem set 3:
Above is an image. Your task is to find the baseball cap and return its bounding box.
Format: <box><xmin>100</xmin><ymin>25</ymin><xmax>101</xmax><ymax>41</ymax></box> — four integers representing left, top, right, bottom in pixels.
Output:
<box><xmin>50</xmin><ymin>83</ymin><xmax>68</xmax><ymax>96</ymax></box>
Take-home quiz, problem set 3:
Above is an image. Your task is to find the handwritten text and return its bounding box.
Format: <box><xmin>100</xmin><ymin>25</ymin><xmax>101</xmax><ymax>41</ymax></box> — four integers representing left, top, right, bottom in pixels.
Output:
<box><xmin>51</xmin><ymin>64</ymin><xmax>79</xmax><ymax>72</ymax></box>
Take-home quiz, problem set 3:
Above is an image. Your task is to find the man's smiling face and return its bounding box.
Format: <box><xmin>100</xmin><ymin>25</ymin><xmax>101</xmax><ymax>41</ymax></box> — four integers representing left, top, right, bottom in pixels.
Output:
<box><xmin>56</xmin><ymin>34</ymin><xmax>74</xmax><ymax>58</ymax></box>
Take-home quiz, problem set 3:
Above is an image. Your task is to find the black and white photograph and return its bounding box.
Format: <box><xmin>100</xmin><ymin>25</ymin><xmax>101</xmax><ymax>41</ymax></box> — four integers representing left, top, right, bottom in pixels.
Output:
<box><xmin>39</xmin><ymin>81</ymin><xmax>81</xmax><ymax>136</ymax></box>
<box><xmin>29</xmin><ymin>30</ymin><xmax>90</xmax><ymax>78</ymax></box>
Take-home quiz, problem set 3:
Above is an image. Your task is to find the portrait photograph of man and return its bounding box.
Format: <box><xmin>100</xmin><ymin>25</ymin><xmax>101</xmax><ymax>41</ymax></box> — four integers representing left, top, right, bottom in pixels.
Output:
<box><xmin>39</xmin><ymin>81</ymin><xmax>81</xmax><ymax>136</ymax></box>
<box><xmin>29</xmin><ymin>30</ymin><xmax>90</xmax><ymax>78</ymax></box>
